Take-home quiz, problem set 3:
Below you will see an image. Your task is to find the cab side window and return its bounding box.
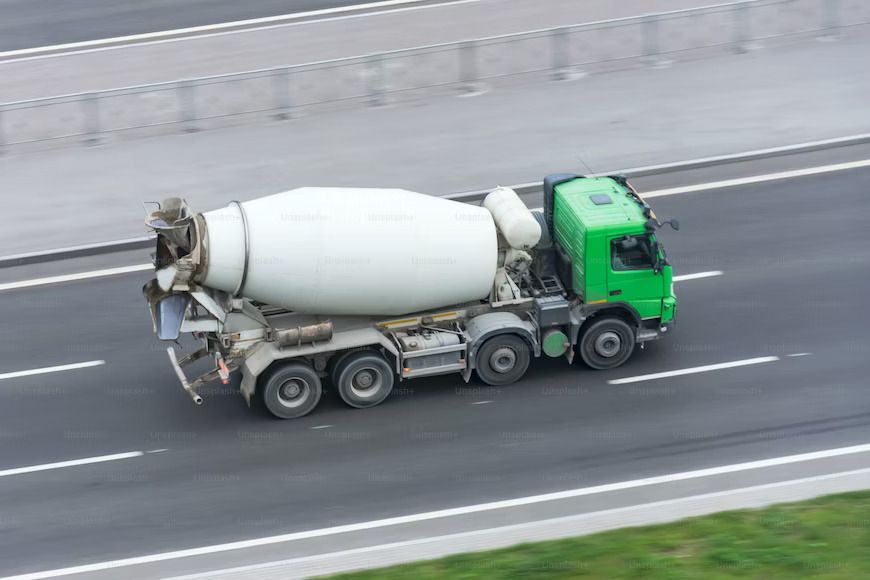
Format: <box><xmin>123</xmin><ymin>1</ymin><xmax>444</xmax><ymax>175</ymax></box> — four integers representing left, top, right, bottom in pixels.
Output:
<box><xmin>612</xmin><ymin>234</ymin><xmax>654</xmax><ymax>271</ymax></box>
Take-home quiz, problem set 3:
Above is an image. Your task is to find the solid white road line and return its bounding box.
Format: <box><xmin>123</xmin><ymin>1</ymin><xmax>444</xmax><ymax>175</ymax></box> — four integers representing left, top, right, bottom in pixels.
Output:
<box><xmin>0</xmin><ymin>264</ymin><xmax>152</xmax><ymax>292</ymax></box>
<box><xmin>5</xmin><ymin>156</ymin><xmax>864</xmax><ymax>292</ymax></box>
<box><xmin>5</xmin><ymin>156</ymin><xmax>867</xmax><ymax>290</ymax></box>
<box><xmin>641</xmin><ymin>159</ymin><xmax>870</xmax><ymax>198</ymax></box>
<box><xmin>0</xmin><ymin>360</ymin><xmax>106</xmax><ymax>381</ymax></box>
<box><xmin>0</xmin><ymin>0</ymin><xmax>478</xmax><ymax>63</ymax></box>
<box><xmin>0</xmin><ymin>451</ymin><xmax>150</xmax><ymax>478</ymax></box>
<box><xmin>607</xmin><ymin>356</ymin><xmax>781</xmax><ymax>385</ymax></box>
<box><xmin>5</xmin><ymin>442</ymin><xmax>870</xmax><ymax>580</ymax></box>
<box><xmin>159</xmin><ymin>466</ymin><xmax>870</xmax><ymax>580</ymax></box>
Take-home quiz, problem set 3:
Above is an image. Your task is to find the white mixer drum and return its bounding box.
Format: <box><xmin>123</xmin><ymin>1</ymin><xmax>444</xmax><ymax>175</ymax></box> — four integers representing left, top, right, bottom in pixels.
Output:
<box><xmin>198</xmin><ymin>187</ymin><xmax>499</xmax><ymax>316</ymax></box>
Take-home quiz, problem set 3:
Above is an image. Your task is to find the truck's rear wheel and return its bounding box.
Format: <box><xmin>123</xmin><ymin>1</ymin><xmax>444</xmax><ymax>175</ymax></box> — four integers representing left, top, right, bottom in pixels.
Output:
<box><xmin>475</xmin><ymin>334</ymin><xmax>531</xmax><ymax>386</ymax></box>
<box><xmin>578</xmin><ymin>317</ymin><xmax>636</xmax><ymax>370</ymax></box>
<box><xmin>334</xmin><ymin>351</ymin><xmax>395</xmax><ymax>409</ymax></box>
<box><xmin>260</xmin><ymin>362</ymin><xmax>322</xmax><ymax>419</ymax></box>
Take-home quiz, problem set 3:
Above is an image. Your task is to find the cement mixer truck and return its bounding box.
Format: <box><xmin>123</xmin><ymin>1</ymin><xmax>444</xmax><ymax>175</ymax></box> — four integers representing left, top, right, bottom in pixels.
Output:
<box><xmin>142</xmin><ymin>174</ymin><xmax>679</xmax><ymax>419</ymax></box>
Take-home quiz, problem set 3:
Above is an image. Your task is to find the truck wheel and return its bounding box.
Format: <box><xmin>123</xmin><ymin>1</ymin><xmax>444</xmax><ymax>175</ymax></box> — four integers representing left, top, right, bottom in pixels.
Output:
<box><xmin>334</xmin><ymin>351</ymin><xmax>395</xmax><ymax>409</ymax></box>
<box><xmin>475</xmin><ymin>334</ymin><xmax>531</xmax><ymax>386</ymax></box>
<box><xmin>260</xmin><ymin>362</ymin><xmax>322</xmax><ymax>419</ymax></box>
<box><xmin>578</xmin><ymin>317</ymin><xmax>636</xmax><ymax>370</ymax></box>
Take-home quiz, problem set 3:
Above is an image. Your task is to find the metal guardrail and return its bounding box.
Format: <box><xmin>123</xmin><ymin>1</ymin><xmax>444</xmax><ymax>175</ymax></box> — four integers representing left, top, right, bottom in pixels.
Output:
<box><xmin>0</xmin><ymin>0</ymin><xmax>867</xmax><ymax>152</ymax></box>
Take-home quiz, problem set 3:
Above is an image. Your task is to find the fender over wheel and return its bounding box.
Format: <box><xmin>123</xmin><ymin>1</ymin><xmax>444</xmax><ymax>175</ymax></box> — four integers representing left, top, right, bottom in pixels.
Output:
<box><xmin>475</xmin><ymin>334</ymin><xmax>531</xmax><ymax>386</ymax></box>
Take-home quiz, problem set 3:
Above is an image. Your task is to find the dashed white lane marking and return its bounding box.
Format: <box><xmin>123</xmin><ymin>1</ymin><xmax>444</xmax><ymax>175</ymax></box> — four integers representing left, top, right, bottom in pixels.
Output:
<box><xmin>0</xmin><ymin>265</ymin><xmax>723</xmax><ymax>292</ymax></box>
<box><xmin>672</xmin><ymin>271</ymin><xmax>723</xmax><ymax>281</ymax></box>
<box><xmin>0</xmin><ymin>360</ymin><xmax>106</xmax><ymax>381</ymax></box>
<box><xmin>0</xmin><ymin>450</ymin><xmax>165</xmax><ymax>478</ymax></box>
<box><xmin>5</xmin><ymin>443</ymin><xmax>870</xmax><ymax>579</ymax></box>
<box><xmin>607</xmin><ymin>356</ymin><xmax>780</xmax><ymax>385</ymax></box>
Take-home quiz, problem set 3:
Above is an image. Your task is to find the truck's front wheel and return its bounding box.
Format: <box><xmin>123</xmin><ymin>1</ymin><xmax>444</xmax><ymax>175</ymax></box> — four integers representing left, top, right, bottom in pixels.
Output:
<box><xmin>260</xmin><ymin>362</ymin><xmax>323</xmax><ymax>419</ymax></box>
<box><xmin>578</xmin><ymin>317</ymin><xmax>636</xmax><ymax>370</ymax></box>
<box><xmin>334</xmin><ymin>351</ymin><xmax>395</xmax><ymax>409</ymax></box>
<box><xmin>475</xmin><ymin>334</ymin><xmax>531</xmax><ymax>386</ymax></box>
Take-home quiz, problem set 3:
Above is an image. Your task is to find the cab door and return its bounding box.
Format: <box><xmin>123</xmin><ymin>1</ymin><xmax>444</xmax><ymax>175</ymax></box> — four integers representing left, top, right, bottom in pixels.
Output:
<box><xmin>606</xmin><ymin>233</ymin><xmax>664</xmax><ymax>320</ymax></box>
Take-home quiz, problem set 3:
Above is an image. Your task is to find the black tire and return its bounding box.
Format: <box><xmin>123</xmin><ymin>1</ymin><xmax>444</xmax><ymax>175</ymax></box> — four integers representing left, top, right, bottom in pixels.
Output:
<box><xmin>334</xmin><ymin>351</ymin><xmax>395</xmax><ymax>409</ymax></box>
<box><xmin>259</xmin><ymin>361</ymin><xmax>322</xmax><ymax>419</ymax></box>
<box><xmin>475</xmin><ymin>334</ymin><xmax>531</xmax><ymax>386</ymax></box>
<box><xmin>327</xmin><ymin>348</ymin><xmax>372</xmax><ymax>386</ymax></box>
<box><xmin>578</xmin><ymin>317</ymin><xmax>636</xmax><ymax>370</ymax></box>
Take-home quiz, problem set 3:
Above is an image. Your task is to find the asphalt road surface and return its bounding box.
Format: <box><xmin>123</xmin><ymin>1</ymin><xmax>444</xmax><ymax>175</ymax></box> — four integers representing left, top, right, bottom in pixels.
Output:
<box><xmin>0</xmin><ymin>0</ymin><xmax>381</xmax><ymax>51</ymax></box>
<box><xmin>0</xmin><ymin>0</ymin><xmax>716</xmax><ymax>53</ymax></box>
<box><xmin>0</xmin><ymin>159</ymin><xmax>868</xmax><ymax>577</ymax></box>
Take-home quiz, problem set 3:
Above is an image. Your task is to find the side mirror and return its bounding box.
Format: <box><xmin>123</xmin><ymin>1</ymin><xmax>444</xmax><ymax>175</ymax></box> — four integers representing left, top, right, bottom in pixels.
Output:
<box><xmin>645</xmin><ymin>217</ymin><xmax>680</xmax><ymax>232</ymax></box>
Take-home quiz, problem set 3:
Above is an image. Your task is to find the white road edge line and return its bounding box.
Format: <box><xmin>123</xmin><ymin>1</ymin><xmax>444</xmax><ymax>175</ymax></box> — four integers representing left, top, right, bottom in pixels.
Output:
<box><xmin>0</xmin><ymin>264</ymin><xmax>152</xmax><ymax>291</ymax></box>
<box><xmin>6</xmin><ymin>443</ymin><xmax>870</xmax><ymax>580</ymax></box>
<box><xmin>0</xmin><ymin>451</ymin><xmax>154</xmax><ymax>478</ymax></box>
<box><xmin>158</xmin><ymin>466</ymin><xmax>870</xmax><ymax>580</ymax></box>
<box><xmin>0</xmin><ymin>360</ymin><xmax>106</xmax><ymax>381</ymax></box>
<box><xmin>5</xmin><ymin>156</ymin><xmax>868</xmax><ymax>288</ymax></box>
<box><xmin>0</xmin><ymin>0</ymin><xmax>478</xmax><ymax>63</ymax></box>
<box><xmin>608</xmin><ymin>356</ymin><xmax>780</xmax><ymax>385</ymax></box>
<box><xmin>641</xmin><ymin>159</ymin><xmax>870</xmax><ymax>198</ymax></box>
<box><xmin>0</xmin><ymin>265</ymin><xmax>720</xmax><ymax>292</ymax></box>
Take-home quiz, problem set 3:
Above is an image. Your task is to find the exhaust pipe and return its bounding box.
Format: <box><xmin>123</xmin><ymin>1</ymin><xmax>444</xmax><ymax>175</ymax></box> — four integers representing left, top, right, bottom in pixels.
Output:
<box><xmin>277</xmin><ymin>321</ymin><xmax>334</xmax><ymax>347</ymax></box>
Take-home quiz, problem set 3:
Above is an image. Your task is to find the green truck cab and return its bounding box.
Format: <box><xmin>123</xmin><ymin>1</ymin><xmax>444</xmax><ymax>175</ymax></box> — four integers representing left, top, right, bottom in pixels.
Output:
<box><xmin>539</xmin><ymin>173</ymin><xmax>679</xmax><ymax>370</ymax></box>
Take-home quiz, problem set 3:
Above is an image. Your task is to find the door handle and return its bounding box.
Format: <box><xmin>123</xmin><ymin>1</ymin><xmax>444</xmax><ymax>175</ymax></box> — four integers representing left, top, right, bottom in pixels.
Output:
<box><xmin>610</xmin><ymin>289</ymin><xmax>622</xmax><ymax>296</ymax></box>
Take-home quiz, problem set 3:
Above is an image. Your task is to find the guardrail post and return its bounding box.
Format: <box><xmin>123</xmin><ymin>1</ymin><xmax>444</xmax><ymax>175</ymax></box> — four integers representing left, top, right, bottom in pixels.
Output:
<box><xmin>0</xmin><ymin>105</ymin><xmax>5</xmax><ymax>156</ymax></box>
<box><xmin>642</xmin><ymin>14</ymin><xmax>663</xmax><ymax>67</ymax></box>
<box><xmin>272</xmin><ymin>68</ymin><xmax>292</xmax><ymax>120</ymax></box>
<box><xmin>733</xmin><ymin>1</ymin><xmax>753</xmax><ymax>53</ymax></box>
<box><xmin>177</xmin><ymin>80</ymin><xmax>199</xmax><ymax>132</ymax></box>
<box><xmin>367</xmin><ymin>53</ymin><xmax>385</xmax><ymax>107</ymax></box>
<box><xmin>819</xmin><ymin>0</ymin><xmax>841</xmax><ymax>41</ymax></box>
<box><xmin>550</xmin><ymin>27</ymin><xmax>572</xmax><ymax>81</ymax></box>
<box><xmin>82</xmin><ymin>93</ymin><xmax>101</xmax><ymax>146</ymax></box>
<box><xmin>459</xmin><ymin>40</ymin><xmax>483</xmax><ymax>95</ymax></box>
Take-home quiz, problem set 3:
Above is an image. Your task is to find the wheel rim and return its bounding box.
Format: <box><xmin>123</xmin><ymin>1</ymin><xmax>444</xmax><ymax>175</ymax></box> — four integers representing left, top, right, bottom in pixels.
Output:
<box><xmin>277</xmin><ymin>378</ymin><xmax>310</xmax><ymax>408</ymax></box>
<box><xmin>594</xmin><ymin>331</ymin><xmax>622</xmax><ymax>358</ymax></box>
<box><xmin>490</xmin><ymin>347</ymin><xmax>517</xmax><ymax>373</ymax></box>
<box><xmin>350</xmin><ymin>367</ymin><xmax>382</xmax><ymax>399</ymax></box>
